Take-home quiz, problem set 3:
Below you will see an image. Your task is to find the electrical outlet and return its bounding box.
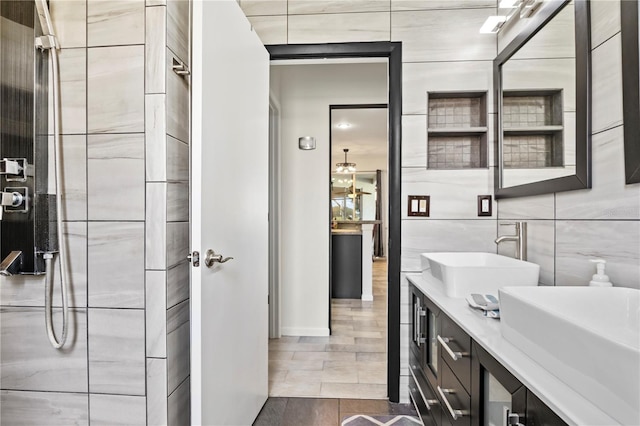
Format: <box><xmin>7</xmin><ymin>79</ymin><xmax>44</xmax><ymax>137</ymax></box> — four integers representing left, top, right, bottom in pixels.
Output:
<box><xmin>477</xmin><ymin>195</ymin><xmax>492</xmax><ymax>216</ymax></box>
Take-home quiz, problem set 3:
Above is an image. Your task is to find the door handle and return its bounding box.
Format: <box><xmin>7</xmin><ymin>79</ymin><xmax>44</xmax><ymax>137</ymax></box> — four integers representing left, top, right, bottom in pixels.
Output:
<box><xmin>205</xmin><ymin>249</ymin><xmax>234</xmax><ymax>267</ymax></box>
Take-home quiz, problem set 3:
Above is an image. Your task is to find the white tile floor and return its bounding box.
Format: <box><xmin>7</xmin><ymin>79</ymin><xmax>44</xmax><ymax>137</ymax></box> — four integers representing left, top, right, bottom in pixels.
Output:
<box><xmin>269</xmin><ymin>260</ymin><xmax>388</xmax><ymax>399</ymax></box>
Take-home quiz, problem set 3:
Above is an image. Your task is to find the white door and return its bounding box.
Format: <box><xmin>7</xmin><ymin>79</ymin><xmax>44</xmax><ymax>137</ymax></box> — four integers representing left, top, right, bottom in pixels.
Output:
<box><xmin>191</xmin><ymin>1</ymin><xmax>270</xmax><ymax>424</ymax></box>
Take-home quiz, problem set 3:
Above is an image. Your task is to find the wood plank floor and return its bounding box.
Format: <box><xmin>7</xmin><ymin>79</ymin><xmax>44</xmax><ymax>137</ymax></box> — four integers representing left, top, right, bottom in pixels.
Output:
<box><xmin>253</xmin><ymin>397</ymin><xmax>417</xmax><ymax>426</ymax></box>
<box><xmin>268</xmin><ymin>260</ymin><xmax>388</xmax><ymax>399</ymax></box>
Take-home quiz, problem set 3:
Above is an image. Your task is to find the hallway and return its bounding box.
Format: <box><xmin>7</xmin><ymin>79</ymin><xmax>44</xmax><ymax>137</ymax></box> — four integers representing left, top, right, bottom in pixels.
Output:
<box><xmin>268</xmin><ymin>260</ymin><xmax>388</xmax><ymax>399</ymax></box>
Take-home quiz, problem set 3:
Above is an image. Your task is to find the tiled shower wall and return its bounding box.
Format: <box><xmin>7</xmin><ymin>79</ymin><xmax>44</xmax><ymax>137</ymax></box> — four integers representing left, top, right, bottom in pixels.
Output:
<box><xmin>0</xmin><ymin>1</ymin><xmax>190</xmax><ymax>424</ymax></box>
<box><xmin>497</xmin><ymin>0</ymin><xmax>640</xmax><ymax>289</ymax></box>
<box><xmin>241</xmin><ymin>0</ymin><xmax>640</xmax><ymax>402</ymax></box>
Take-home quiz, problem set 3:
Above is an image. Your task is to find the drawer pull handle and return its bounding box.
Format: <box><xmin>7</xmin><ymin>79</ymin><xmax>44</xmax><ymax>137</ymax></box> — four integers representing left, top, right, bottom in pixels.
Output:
<box><xmin>437</xmin><ymin>386</ymin><xmax>469</xmax><ymax>420</ymax></box>
<box><xmin>409</xmin><ymin>368</ymin><xmax>439</xmax><ymax>412</ymax></box>
<box><xmin>437</xmin><ymin>335</ymin><xmax>468</xmax><ymax>361</ymax></box>
<box><xmin>425</xmin><ymin>398</ymin><xmax>439</xmax><ymax>410</ymax></box>
<box><xmin>414</xmin><ymin>303</ymin><xmax>427</xmax><ymax>347</ymax></box>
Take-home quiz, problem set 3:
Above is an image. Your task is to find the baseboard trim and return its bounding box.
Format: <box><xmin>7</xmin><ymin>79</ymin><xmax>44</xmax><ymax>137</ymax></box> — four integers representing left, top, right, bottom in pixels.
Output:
<box><xmin>281</xmin><ymin>327</ymin><xmax>330</xmax><ymax>337</ymax></box>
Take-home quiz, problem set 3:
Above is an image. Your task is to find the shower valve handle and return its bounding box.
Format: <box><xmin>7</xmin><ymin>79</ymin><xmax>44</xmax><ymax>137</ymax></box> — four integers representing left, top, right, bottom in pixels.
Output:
<box><xmin>1</xmin><ymin>191</ymin><xmax>23</xmax><ymax>207</ymax></box>
<box><xmin>0</xmin><ymin>159</ymin><xmax>22</xmax><ymax>176</ymax></box>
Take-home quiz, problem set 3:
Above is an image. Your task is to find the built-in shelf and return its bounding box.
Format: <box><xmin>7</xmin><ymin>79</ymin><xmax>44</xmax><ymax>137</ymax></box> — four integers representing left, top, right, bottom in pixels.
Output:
<box><xmin>427</xmin><ymin>126</ymin><xmax>488</xmax><ymax>136</ymax></box>
<box><xmin>502</xmin><ymin>90</ymin><xmax>564</xmax><ymax>169</ymax></box>
<box><xmin>503</xmin><ymin>125</ymin><xmax>564</xmax><ymax>135</ymax></box>
<box><xmin>427</xmin><ymin>91</ymin><xmax>488</xmax><ymax>170</ymax></box>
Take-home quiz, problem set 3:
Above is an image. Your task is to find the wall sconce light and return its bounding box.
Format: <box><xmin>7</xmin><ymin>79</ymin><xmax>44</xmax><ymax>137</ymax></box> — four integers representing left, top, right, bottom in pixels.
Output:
<box><xmin>299</xmin><ymin>136</ymin><xmax>316</xmax><ymax>150</ymax></box>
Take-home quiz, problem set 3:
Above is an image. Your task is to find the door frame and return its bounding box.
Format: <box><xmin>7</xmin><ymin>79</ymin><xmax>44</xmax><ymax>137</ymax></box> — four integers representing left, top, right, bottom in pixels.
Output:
<box><xmin>266</xmin><ymin>42</ymin><xmax>402</xmax><ymax>402</ymax></box>
<box><xmin>269</xmin><ymin>94</ymin><xmax>282</xmax><ymax>339</ymax></box>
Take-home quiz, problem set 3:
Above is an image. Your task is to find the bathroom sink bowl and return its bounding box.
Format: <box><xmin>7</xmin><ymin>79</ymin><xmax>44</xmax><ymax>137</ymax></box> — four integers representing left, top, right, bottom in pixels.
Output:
<box><xmin>499</xmin><ymin>286</ymin><xmax>640</xmax><ymax>425</ymax></box>
<box><xmin>420</xmin><ymin>252</ymin><xmax>539</xmax><ymax>297</ymax></box>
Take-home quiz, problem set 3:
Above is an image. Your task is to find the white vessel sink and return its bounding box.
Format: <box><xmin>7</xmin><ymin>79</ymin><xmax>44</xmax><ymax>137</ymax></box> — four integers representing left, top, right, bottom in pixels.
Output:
<box><xmin>420</xmin><ymin>252</ymin><xmax>539</xmax><ymax>297</ymax></box>
<box><xmin>499</xmin><ymin>286</ymin><xmax>640</xmax><ymax>425</ymax></box>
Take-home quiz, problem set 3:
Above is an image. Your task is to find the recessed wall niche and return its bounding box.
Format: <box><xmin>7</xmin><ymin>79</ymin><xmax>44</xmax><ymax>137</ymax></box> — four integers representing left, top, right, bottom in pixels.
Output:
<box><xmin>426</xmin><ymin>91</ymin><xmax>488</xmax><ymax>169</ymax></box>
<box><xmin>502</xmin><ymin>90</ymin><xmax>564</xmax><ymax>169</ymax></box>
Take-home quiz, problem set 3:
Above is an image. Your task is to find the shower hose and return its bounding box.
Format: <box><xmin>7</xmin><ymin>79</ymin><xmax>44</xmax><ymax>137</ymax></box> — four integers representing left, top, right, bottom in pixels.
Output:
<box><xmin>36</xmin><ymin>0</ymin><xmax>69</xmax><ymax>350</ymax></box>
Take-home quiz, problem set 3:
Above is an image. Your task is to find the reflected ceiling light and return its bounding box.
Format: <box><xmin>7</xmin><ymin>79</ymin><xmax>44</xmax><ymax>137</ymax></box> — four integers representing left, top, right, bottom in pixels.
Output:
<box><xmin>336</xmin><ymin>148</ymin><xmax>356</xmax><ymax>174</ymax></box>
<box><xmin>499</xmin><ymin>0</ymin><xmax>519</xmax><ymax>8</ymax></box>
<box><xmin>336</xmin><ymin>122</ymin><xmax>351</xmax><ymax>129</ymax></box>
<box><xmin>480</xmin><ymin>15</ymin><xmax>507</xmax><ymax>33</ymax></box>
<box><xmin>482</xmin><ymin>0</ymin><xmax>542</xmax><ymax>33</ymax></box>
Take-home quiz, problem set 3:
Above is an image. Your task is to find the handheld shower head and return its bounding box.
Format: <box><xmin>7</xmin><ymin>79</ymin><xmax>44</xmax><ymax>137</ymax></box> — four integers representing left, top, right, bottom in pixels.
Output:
<box><xmin>34</xmin><ymin>0</ymin><xmax>58</xmax><ymax>42</ymax></box>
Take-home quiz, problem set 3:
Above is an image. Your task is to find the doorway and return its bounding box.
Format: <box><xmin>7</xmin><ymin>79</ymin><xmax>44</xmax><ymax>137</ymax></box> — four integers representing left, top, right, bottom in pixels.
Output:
<box><xmin>267</xmin><ymin>43</ymin><xmax>402</xmax><ymax>402</ymax></box>
<box><xmin>329</xmin><ymin>104</ymin><xmax>388</xmax><ymax>325</ymax></box>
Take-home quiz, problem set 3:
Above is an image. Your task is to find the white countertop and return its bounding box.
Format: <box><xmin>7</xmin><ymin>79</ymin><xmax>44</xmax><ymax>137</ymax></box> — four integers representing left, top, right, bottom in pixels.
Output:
<box><xmin>331</xmin><ymin>229</ymin><xmax>362</xmax><ymax>235</ymax></box>
<box><xmin>407</xmin><ymin>273</ymin><xmax>619</xmax><ymax>426</ymax></box>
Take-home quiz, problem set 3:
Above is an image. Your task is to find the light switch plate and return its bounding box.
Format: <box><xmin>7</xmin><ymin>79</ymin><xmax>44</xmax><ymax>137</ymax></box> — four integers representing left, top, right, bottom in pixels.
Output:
<box><xmin>477</xmin><ymin>195</ymin><xmax>492</xmax><ymax>216</ymax></box>
<box><xmin>408</xmin><ymin>195</ymin><xmax>430</xmax><ymax>217</ymax></box>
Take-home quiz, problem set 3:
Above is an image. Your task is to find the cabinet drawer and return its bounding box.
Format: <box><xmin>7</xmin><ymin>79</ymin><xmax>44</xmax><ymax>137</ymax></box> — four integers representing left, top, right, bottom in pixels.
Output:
<box><xmin>409</xmin><ymin>353</ymin><xmax>443</xmax><ymax>426</ymax></box>
<box><xmin>409</xmin><ymin>373</ymin><xmax>437</xmax><ymax>426</ymax></box>
<box><xmin>439</xmin><ymin>361</ymin><xmax>471</xmax><ymax>426</ymax></box>
<box><xmin>439</xmin><ymin>314</ymin><xmax>471</xmax><ymax>394</ymax></box>
<box><xmin>409</xmin><ymin>350</ymin><xmax>424</xmax><ymax>383</ymax></box>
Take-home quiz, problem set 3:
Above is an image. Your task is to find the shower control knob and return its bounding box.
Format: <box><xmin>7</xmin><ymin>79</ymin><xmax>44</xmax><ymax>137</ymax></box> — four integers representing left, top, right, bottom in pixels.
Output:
<box><xmin>1</xmin><ymin>191</ymin><xmax>23</xmax><ymax>207</ymax></box>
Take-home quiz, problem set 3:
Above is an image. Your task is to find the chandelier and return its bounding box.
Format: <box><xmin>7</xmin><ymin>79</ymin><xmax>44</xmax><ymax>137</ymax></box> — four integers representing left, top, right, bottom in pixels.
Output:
<box><xmin>336</xmin><ymin>148</ymin><xmax>356</xmax><ymax>174</ymax></box>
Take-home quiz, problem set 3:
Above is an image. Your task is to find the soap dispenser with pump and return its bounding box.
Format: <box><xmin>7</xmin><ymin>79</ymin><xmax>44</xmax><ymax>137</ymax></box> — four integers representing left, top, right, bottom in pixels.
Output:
<box><xmin>589</xmin><ymin>259</ymin><xmax>613</xmax><ymax>287</ymax></box>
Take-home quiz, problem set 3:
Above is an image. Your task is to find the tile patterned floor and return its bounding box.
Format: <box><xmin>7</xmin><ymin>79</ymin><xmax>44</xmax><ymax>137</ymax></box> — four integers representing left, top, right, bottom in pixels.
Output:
<box><xmin>253</xmin><ymin>397</ymin><xmax>417</xmax><ymax>426</ymax></box>
<box><xmin>268</xmin><ymin>260</ymin><xmax>388</xmax><ymax>399</ymax></box>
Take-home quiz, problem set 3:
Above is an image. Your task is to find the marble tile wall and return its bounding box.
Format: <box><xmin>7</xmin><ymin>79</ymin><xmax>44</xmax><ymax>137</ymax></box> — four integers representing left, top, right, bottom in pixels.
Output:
<box><xmin>145</xmin><ymin>0</ymin><xmax>191</xmax><ymax>425</ymax></box>
<box><xmin>242</xmin><ymin>0</ymin><xmax>640</xmax><ymax>404</ymax></box>
<box><xmin>0</xmin><ymin>0</ymin><xmax>190</xmax><ymax>424</ymax></box>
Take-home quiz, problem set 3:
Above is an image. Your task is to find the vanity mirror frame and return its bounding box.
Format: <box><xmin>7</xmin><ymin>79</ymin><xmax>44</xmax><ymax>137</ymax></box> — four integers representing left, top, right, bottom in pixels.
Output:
<box><xmin>494</xmin><ymin>0</ymin><xmax>592</xmax><ymax>198</ymax></box>
<box><xmin>621</xmin><ymin>0</ymin><xmax>640</xmax><ymax>184</ymax></box>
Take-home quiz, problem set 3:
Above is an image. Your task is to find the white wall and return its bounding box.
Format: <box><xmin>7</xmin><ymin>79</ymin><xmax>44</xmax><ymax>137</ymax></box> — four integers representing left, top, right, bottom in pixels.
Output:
<box><xmin>272</xmin><ymin>62</ymin><xmax>387</xmax><ymax>335</ymax></box>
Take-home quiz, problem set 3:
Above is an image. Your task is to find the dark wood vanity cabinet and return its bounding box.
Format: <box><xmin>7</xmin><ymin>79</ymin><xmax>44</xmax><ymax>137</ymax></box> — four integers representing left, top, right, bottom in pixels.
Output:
<box><xmin>471</xmin><ymin>342</ymin><xmax>527</xmax><ymax>426</ymax></box>
<box><xmin>410</xmin><ymin>286</ymin><xmax>443</xmax><ymax>425</ymax></box>
<box><xmin>409</xmin><ymin>282</ymin><xmax>567</xmax><ymax>426</ymax></box>
<box><xmin>525</xmin><ymin>392</ymin><xmax>567</xmax><ymax>426</ymax></box>
<box><xmin>331</xmin><ymin>233</ymin><xmax>362</xmax><ymax>298</ymax></box>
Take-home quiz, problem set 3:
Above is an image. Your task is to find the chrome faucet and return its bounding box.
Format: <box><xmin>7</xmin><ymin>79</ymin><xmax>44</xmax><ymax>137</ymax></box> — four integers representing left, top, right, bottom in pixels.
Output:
<box><xmin>495</xmin><ymin>222</ymin><xmax>527</xmax><ymax>261</ymax></box>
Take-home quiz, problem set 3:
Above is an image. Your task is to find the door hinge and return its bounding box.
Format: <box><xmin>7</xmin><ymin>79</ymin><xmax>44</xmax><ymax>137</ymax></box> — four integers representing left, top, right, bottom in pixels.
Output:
<box><xmin>187</xmin><ymin>251</ymin><xmax>200</xmax><ymax>267</ymax></box>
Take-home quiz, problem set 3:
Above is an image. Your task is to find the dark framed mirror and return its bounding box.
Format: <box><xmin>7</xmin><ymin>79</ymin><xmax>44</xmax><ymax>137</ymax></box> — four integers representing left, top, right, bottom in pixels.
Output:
<box><xmin>494</xmin><ymin>0</ymin><xmax>591</xmax><ymax>198</ymax></box>
<box><xmin>621</xmin><ymin>0</ymin><xmax>640</xmax><ymax>184</ymax></box>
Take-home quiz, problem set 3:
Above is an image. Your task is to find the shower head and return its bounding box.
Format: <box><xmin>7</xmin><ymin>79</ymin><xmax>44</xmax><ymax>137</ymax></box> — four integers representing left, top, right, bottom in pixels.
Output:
<box><xmin>34</xmin><ymin>0</ymin><xmax>56</xmax><ymax>38</ymax></box>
